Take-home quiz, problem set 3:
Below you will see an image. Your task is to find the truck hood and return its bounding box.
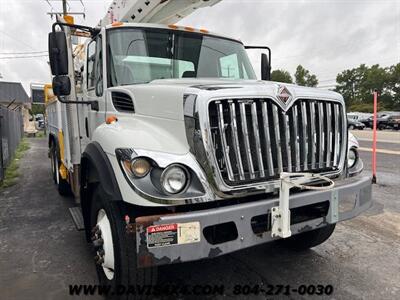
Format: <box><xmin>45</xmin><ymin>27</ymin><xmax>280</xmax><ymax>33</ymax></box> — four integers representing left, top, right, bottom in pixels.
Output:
<box><xmin>110</xmin><ymin>79</ymin><xmax>343</xmax><ymax>121</ymax></box>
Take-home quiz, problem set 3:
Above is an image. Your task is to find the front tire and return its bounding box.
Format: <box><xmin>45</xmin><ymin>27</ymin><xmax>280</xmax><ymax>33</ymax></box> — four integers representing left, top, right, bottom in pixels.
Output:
<box><xmin>90</xmin><ymin>186</ymin><xmax>157</xmax><ymax>299</ymax></box>
<box><xmin>279</xmin><ymin>224</ymin><xmax>336</xmax><ymax>251</ymax></box>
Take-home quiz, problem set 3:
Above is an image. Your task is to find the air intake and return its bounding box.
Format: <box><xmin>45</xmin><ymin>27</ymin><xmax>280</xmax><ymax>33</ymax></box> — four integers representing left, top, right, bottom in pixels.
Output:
<box><xmin>111</xmin><ymin>92</ymin><xmax>135</xmax><ymax>113</ymax></box>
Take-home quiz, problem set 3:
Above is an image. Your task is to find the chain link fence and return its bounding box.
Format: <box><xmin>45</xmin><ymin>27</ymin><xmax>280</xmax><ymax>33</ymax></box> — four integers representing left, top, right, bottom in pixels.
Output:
<box><xmin>0</xmin><ymin>107</ymin><xmax>24</xmax><ymax>182</ymax></box>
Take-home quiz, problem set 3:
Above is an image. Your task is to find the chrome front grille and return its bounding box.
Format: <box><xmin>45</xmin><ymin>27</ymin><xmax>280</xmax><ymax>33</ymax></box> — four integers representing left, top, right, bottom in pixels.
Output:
<box><xmin>208</xmin><ymin>98</ymin><xmax>346</xmax><ymax>185</ymax></box>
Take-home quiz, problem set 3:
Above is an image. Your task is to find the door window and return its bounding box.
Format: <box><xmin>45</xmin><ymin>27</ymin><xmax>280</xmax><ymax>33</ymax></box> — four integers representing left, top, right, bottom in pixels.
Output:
<box><xmin>87</xmin><ymin>40</ymin><xmax>96</xmax><ymax>89</ymax></box>
<box><xmin>87</xmin><ymin>35</ymin><xmax>103</xmax><ymax>96</ymax></box>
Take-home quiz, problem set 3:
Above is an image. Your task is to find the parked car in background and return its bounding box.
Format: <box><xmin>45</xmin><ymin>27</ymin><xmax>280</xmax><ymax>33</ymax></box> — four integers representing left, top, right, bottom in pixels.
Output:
<box><xmin>347</xmin><ymin>118</ymin><xmax>366</xmax><ymax>130</ymax></box>
<box><xmin>34</xmin><ymin>114</ymin><xmax>45</xmax><ymax>129</ymax></box>
<box><xmin>386</xmin><ymin>115</ymin><xmax>400</xmax><ymax>130</ymax></box>
<box><xmin>347</xmin><ymin>112</ymin><xmax>372</xmax><ymax>123</ymax></box>
<box><xmin>363</xmin><ymin>112</ymin><xmax>400</xmax><ymax>130</ymax></box>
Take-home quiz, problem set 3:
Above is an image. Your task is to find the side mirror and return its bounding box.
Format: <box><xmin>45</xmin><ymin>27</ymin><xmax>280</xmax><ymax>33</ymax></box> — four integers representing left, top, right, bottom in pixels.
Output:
<box><xmin>244</xmin><ymin>46</ymin><xmax>272</xmax><ymax>81</ymax></box>
<box><xmin>52</xmin><ymin>76</ymin><xmax>71</xmax><ymax>96</ymax></box>
<box><xmin>261</xmin><ymin>53</ymin><xmax>271</xmax><ymax>81</ymax></box>
<box><xmin>48</xmin><ymin>31</ymin><xmax>69</xmax><ymax>75</ymax></box>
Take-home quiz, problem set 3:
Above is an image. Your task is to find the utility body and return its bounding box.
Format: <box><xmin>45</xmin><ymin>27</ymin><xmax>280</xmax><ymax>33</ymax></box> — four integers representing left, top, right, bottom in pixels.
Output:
<box><xmin>45</xmin><ymin>0</ymin><xmax>372</xmax><ymax>291</ymax></box>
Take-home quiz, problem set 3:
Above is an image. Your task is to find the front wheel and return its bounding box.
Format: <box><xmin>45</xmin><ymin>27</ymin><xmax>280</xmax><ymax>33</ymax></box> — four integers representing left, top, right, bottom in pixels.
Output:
<box><xmin>90</xmin><ymin>186</ymin><xmax>157</xmax><ymax>299</ymax></box>
<box><xmin>279</xmin><ymin>224</ymin><xmax>336</xmax><ymax>251</ymax></box>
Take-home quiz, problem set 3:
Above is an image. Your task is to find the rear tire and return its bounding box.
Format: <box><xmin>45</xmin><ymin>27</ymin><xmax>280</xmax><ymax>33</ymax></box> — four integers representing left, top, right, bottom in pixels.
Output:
<box><xmin>279</xmin><ymin>224</ymin><xmax>336</xmax><ymax>251</ymax></box>
<box><xmin>50</xmin><ymin>143</ymin><xmax>58</xmax><ymax>184</ymax></box>
<box><xmin>90</xmin><ymin>185</ymin><xmax>157</xmax><ymax>299</ymax></box>
<box><xmin>50</xmin><ymin>141</ymin><xmax>71</xmax><ymax>196</ymax></box>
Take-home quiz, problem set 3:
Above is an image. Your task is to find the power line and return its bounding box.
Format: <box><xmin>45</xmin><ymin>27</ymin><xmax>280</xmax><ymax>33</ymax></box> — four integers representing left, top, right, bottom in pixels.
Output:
<box><xmin>45</xmin><ymin>0</ymin><xmax>86</xmax><ymax>19</ymax></box>
<box><xmin>0</xmin><ymin>51</ymin><xmax>48</xmax><ymax>55</ymax></box>
<box><xmin>0</xmin><ymin>54</ymin><xmax>48</xmax><ymax>60</ymax></box>
<box><xmin>0</xmin><ymin>29</ymin><xmax>40</xmax><ymax>52</ymax></box>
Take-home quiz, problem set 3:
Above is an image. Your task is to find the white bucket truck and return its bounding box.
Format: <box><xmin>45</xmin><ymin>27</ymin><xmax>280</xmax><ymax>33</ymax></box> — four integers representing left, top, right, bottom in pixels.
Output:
<box><xmin>46</xmin><ymin>0</ymin><xmax>371</xmax><ymax>290</ymax></box>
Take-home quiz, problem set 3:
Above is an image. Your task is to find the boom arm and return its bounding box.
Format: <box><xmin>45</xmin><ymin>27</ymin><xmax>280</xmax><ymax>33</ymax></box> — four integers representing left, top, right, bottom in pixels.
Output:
<box><xmin>101</xmin><ymin>0</ymin><xmax>222</xmax><ymax>26</ymax></box>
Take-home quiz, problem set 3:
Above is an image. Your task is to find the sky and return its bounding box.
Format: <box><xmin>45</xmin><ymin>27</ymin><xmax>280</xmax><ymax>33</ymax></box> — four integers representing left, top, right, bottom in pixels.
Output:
<box><xmin>0</xmin><ymin>0</ymin><xmax>399</xmax><ymax>96</ymax></box>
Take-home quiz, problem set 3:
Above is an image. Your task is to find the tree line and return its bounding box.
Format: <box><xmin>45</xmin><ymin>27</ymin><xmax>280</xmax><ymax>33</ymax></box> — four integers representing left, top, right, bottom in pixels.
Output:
<box><xmin>271</xmin><ymin>63</ymin><xmax>400</xmax><ymax>112</ymax></box>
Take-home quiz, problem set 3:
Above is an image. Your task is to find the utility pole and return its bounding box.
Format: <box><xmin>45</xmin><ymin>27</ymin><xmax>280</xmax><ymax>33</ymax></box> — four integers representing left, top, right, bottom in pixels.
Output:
<box><xmin>45</xmin><ymin>0</ymin><xmax>85</xmax><ymax>19</ymax></box>
<box><xmin>62</xmin><ymin>0</ymin><xmax>67</xmax><ymax>16</ymax></box>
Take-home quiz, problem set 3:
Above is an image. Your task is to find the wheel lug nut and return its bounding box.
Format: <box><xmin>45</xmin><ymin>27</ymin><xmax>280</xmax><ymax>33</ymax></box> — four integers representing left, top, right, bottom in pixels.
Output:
<box><xmin>91</xmin><ymin>225</ymin><xmax>100</xmax><ymax>234</ymax></box>
<box><xmin>93</xmin><ymin>238</ymin><xmax>104</xmax><ymax>249</ymax></box>
<box><xmin>94</xmin><ymin>255</ymin><xmax>104</xmax><ymax>265</ymax></box>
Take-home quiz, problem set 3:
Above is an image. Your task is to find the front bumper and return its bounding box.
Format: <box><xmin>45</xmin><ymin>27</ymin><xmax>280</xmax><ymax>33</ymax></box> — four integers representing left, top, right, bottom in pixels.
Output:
<box><xmin>134</xmin><ymin>175</ymin><xmax>372</xmax><ymax>268</ymax></box>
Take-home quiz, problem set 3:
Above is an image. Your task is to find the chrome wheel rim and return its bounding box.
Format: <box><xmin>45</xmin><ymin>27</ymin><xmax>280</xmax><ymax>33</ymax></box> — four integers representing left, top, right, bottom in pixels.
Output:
<box><xmin>96</xmin><ymin>209</ymin><xmax>115</xmax><ymax>280</ymax></box>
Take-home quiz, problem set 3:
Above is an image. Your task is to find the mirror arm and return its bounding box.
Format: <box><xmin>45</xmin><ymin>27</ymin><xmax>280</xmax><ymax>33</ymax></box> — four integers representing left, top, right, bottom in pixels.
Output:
<box><xmin>52</xmin><ymin>22</ymin><xmax>100</xmax><ymax>37</ymax></box>
<box><xmin>244</xmin><ymin>45</ymin><xmax>272</xmax><ymax>81</ymax></box>
<box><xmin>244</xmin><ymin>45</ymin><xmax>271</xmax><ymax>68</ymax></box>
<box><xmin>57</xmin><ymin>96</ymin><xmax>99</xmax><ymax>111</ymax></box>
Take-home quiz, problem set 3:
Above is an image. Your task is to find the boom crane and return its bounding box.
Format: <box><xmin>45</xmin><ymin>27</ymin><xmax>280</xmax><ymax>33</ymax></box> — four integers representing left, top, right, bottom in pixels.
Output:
<box><xmin>101</xmin><ymin>0</ymin><xmax>222</xmax><ymax>25</ymax></box>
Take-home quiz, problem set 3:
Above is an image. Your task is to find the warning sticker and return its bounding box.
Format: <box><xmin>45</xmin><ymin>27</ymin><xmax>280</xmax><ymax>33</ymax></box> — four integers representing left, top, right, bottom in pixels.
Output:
<box><xmin>177</xmin><ymin>222</ymin><xmax>201</xmax><ymax>245</ymax></box>
<box><xmin>147</xmin><ymin>222</ymin><xmax>200</xmax><ymax>248</ymax></box>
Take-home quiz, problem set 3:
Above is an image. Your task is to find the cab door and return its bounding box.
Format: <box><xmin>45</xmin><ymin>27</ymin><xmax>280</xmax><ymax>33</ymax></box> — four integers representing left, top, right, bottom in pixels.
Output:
<box><xmin>84</xmin><ymin>33</ymin><xmax>106</xmax><ymax>141</ymax></box>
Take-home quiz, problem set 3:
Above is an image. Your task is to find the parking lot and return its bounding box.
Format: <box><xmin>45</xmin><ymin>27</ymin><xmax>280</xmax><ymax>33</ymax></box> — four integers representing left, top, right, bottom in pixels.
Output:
<box><xmin>0</xmin><ymin>130</ymin><xmax>399</xmax><ymax>299</ymax></box>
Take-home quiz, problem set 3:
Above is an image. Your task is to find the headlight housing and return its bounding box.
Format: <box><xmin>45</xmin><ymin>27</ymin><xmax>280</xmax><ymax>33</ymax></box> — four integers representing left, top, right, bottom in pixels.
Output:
<box><xmin>160</xmin><ymin>165</ymin><xmax>189</xmax><ymax>194</ymax></box>
<box><xmin>115</xmin><ymin>148</ymin><xmax>205</xmax><ymax>203</ymax></box>
<box><xmin>348</xmin><ymin>148</ymin><xmax>358</xmax><ymax>169</ymax></box>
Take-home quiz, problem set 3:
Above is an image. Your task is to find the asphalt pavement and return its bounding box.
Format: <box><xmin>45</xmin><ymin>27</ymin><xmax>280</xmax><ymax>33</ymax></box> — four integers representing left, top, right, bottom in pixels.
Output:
<box><xmin>0</xmin><ymin>136</ymin><xmax>399</xmax><ymax>299</ymax></box>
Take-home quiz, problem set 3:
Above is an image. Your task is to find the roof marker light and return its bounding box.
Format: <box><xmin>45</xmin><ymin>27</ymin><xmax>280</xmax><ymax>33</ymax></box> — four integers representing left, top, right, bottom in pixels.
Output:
<box><xmin>112</xmin><ymin>21</ymin><xmax>124</xmax><ymax>27</ymax></box>
<box><xmin>64</xmin><ymin>15</ymin><xmax>74</xmax><ymax>25</ymax></box>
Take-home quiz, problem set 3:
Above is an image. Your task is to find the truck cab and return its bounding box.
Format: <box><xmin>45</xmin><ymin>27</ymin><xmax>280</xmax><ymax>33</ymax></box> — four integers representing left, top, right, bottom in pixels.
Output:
<box><xmin>46</xmin><ymin>19</ymin><xmax>372</xmax><ymax>291</ymax></box>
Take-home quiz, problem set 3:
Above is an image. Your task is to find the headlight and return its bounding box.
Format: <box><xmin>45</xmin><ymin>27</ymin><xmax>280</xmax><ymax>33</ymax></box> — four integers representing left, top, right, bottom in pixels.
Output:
<box><xmin>122</xmin><ymin>157</ymin><xmax>151</xmax><ymax>178</ymax></box>
<box><xmin>161</xmin><ymin>165</ymin><xmax>188</xmax><ymax>194</ymax></box>
<box><xmin>130</xmin><ymin>157</ymin><xmax>151</xmax><ymax>177</ymax></box>
<box><xmin>348</xmin><ymin>148</ymin><xmax>358</xmax><ymax>168</ymax></box>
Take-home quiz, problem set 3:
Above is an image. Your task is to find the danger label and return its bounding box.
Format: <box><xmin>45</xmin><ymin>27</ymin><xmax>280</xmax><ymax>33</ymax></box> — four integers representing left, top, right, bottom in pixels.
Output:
<box><xmin>147</xmin><ymin>222</ymin><xmax>200</xmax><ymax>248</ymax></box>
<box><xmin>147</xmin><ymin>224</ymin><xmax>178</xmax><ymax>248</ymax></box>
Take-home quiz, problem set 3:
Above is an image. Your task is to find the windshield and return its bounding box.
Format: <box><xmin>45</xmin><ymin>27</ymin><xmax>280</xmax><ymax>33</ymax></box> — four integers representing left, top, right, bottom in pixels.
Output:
<box><xmin>107</xmin><ymin>27</ymin><xmax>256</xmax><ymax>86</ymax></box>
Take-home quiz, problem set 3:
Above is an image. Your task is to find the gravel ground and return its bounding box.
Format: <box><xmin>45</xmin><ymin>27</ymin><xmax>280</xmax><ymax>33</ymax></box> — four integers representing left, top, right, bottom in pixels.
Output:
<box><xmin>0</xmin><ymin>137</ymin><xmax>399</xmax><ymax>299</ymax></box>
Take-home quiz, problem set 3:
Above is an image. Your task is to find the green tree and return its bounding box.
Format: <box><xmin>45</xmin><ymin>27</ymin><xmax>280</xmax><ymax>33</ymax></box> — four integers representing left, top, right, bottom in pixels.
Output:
<box><xmin>29</xmin><ymin>104</ymin><xmax>45</xmax><ymax>116</ymax></box>
<box><xmin>294</xmin><ymin>65</ymin><xmax>318</xmax><ymax>87</ymax></box>
<box><xmin>388</xmin><ymin>63</ymin><xmax>400</xmax><ymax>110</ymax></box>
<box><xmin>336</xmin><ymin>63</ymin><xmax>399</xmax><ymax>111</ymax></box>
<box><xmin>271</xmin><ymin>69</ymin><xmax>293</xmax><ymax>83</ymax></box>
